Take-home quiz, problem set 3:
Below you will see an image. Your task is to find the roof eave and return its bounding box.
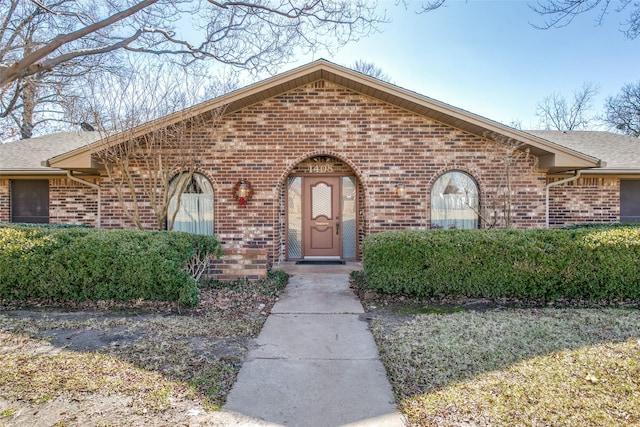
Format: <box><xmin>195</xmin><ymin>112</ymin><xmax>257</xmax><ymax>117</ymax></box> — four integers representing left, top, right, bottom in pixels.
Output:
<box><xmin>0</xmin><ymin>169</ymin><xmax>68</xmax><ymax>177</ymax></box>
<box><xmin>580</xmin><ymin>168</ymin><xmax>640</xmax><ymax>175</ymax></box>
<box><xmin>45</xmin><ymin>146</ymin><xmax>104</xmax><ymax>172</ymax></box>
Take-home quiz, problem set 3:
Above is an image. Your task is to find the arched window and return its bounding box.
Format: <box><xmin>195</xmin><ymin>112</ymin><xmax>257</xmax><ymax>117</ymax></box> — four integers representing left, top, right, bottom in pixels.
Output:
<box><xmin>431</xmin><ymin>171</ymin><xmax>479</xmax><ymax>229</ymax></box>
<box><xmin>167</xmin><ymin>172</ymin><xmax>214</xmax><ymax>235</ymax></box>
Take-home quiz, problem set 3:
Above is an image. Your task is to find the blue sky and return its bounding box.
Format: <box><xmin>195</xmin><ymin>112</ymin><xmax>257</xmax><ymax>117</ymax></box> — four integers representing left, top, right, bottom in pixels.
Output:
<box><xmin>289</xmin><ymin>0</ymin><xmax>640</xmax><ymax>129</ymax></box>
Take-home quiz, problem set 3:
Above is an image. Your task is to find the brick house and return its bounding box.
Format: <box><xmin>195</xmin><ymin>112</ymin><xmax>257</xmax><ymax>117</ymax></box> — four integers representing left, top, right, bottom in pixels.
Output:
<box><xmin>1</xmin><ymin>60</ymin><xmax>639</xmax><ymax>278</ymax></box>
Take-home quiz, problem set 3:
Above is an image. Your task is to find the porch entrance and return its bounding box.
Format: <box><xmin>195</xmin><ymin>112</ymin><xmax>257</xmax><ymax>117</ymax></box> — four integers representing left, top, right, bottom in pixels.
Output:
<box><xmin>287</xmin><ymin>175</ymin><xmax>357</xmax><ymax>260</ymax></box>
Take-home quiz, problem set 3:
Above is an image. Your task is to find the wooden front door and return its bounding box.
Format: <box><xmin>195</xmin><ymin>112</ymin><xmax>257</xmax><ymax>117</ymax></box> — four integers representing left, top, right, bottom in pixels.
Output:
<box><xmin>303</xmin><ymin>176</ymin><xmax>341</xmax><ymax>257</ymax></box>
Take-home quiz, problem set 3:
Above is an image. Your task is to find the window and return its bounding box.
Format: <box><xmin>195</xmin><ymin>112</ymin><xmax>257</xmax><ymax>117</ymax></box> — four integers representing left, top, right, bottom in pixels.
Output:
<box><xmin>167</xmin><ymin>173</ymin><xmax>214</xmax><ymax>235</ymax></box>
<box><xmin>621</xmin><ymin>179</ymin><xmax>640</xmax><ymax>223</ymax></box>
<box><xmin>287</xmin><ymin>176</ymin><xmax>302</xmax><ymax>258</ymax></box>
<box><xmin>431</xmin><ymin>171</ymin><xmax>479</xmax><ymax>229</ymax></box>
<box><xmin>342</xmin><ymin>176</ymin><xmax>358</xmax><ymax>259</ymax></box>
<box><xmin>11</xmin><ymin>179</ymin><xmax>49</xmax><ymax>223</ymax></box>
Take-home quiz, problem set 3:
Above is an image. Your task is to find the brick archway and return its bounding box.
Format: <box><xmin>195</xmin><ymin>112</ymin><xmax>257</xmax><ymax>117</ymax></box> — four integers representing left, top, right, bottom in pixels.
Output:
<box><xmin>276</xmin><ymin>152</ymin><xmax>367</xmax><ymax>263</ymax></box>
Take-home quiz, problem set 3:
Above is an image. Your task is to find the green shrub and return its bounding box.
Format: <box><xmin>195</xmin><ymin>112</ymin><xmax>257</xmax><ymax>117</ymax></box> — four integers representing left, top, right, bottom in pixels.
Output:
<box><xmin>350</xmin><ymin>270</ymin><xmax>368</xmax><ymax>295</ymax></box>
<box><xmin>0</xmin><ymin>224</ymin><xmax>222</xmax><ymax>306</ymax></box>
<box><xmin>362</xmin><ymin>225</ymin><xmax>640</xmax><ymax>301</ymax></box>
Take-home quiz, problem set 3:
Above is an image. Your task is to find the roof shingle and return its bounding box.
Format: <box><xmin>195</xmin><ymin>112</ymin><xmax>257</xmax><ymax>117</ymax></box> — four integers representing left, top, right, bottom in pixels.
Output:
<box><xmin>0</xmin><ymin>131</ymin><xmax>101</xmax><ymax>174</ymax></box>
<box><xmin>525</xmin><ymin>130</ymin><xmax>640</xmax><ymax>173</ymax></box>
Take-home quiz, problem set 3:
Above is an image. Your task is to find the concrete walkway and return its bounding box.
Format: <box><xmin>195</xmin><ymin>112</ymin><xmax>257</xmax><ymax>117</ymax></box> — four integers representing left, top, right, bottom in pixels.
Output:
<box><xmin>223</xmin><ymin>263</ymin><xmax>405</xmax><ymax>427</ymax></box>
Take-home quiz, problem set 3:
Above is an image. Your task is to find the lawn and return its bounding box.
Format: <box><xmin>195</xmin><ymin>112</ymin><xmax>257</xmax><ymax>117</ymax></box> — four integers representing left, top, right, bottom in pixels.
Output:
<box><xmin>2</xmin><ymin>269</ymin><xmax>639</xmax><ymax>426</ymax></box>
<box><xmin>0</xmin><ymin>272</ymin><xmax>287</xmax><ymax>426</ymax></box>
<box><xmin>369</xmin><ymin>305</ymin><xmax>640</xmax><ymax>426</ymax></box>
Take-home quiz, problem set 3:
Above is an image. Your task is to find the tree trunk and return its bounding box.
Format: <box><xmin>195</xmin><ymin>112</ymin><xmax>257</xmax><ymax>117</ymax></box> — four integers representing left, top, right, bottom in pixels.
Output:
<box><xmin>19</xmin><ymin>78</ymin><xmax>36</xmax><ymax>139</ymax></box>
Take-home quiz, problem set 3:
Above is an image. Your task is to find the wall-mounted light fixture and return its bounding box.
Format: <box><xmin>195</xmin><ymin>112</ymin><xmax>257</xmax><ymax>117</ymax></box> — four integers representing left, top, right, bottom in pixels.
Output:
<box><xmin>234</xmin><ymin>179</ymin><xmax>253</xmax><ymax>206</ymax></box>
<box><xmin>395</xmin><ymin>180</ymin><xmax>405</xmax><ymax>197</ymax></box>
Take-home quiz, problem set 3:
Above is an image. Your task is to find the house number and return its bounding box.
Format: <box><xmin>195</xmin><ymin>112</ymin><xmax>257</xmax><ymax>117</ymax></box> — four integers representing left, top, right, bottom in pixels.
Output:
<box><xmin>308</xmin><ymin>164</ymin><xmax>334</xmax><ymax>173</ymax></box>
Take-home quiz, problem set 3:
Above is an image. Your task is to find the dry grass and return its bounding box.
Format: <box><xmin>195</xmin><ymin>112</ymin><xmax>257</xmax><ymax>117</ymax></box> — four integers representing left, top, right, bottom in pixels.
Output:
<box><xmin>371</xmin><ymin>307</ymin><xmax>640</xmax><ymax>426</ymax></box>
<box><xmin>0</xmin><ymin>272</ymin><xmax>287</xmax><ymax>425</ymax></box>
<box><xmin>0</xmin><ymin>302</ymin><xmax>259</xmax><ymax>410</ymax></box>
<box><xmin>0</xmin><ymin>332</ymin><xmax>190</xmax><ymax>412</ymax></box>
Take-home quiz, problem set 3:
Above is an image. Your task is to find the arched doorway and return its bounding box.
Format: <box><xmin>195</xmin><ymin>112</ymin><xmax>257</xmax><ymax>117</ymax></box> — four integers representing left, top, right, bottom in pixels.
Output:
<box><xmin>285</xmin><ymin>156</ymin><xmax>359</xmax><ymax>260</ymax></box>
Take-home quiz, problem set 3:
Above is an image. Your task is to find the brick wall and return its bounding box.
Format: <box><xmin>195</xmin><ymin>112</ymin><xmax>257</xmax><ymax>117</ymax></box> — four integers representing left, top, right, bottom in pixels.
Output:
<box><xmin>0</xmin><ymin>81</ymin><xmax>624</xmax><ymax>271</ymax></box>
<box><xmin>548</xmin><ymin>176</ymin><xmax>619</xmax><ymax>226</ymax></box>
<box><xmin>49</xmin><ymin>177</ymin><xmax>99</xmax><ymax>226</ymax></box>
<box><xmin>95</xmin><ymin>81</ymin><xmax>550</xmax><ymax>264</ymax></box>
<box><xmin>207</xmin><ymin>248</ymin><xmax>268</xmax><ymax>281</ymax></box>
<box><xmin>0</xmin><ymin>179</ymin><xmax>8</xmax><ymax>223</ymax></box>
<box><xmin>0</xmin><ymin>177</ymin><xmax>98</xmax><ymax>226</ymax></box>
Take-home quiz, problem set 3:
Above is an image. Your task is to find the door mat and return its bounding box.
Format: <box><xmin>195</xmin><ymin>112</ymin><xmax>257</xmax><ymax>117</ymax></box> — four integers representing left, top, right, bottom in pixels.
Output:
<box><xmin>295</xmin><ymin>260</ymin><xmax>346</xmax><ymax>265</ymax></box>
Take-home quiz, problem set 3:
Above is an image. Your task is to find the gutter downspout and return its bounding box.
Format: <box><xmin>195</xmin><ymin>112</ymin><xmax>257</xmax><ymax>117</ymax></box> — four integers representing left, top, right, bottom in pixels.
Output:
<box><xmin>545</xmin><ymin>170</ymin><xmax>582</xmax><ymax>229</ymax></box>
<box><xmin>66</xmin><ymin>170</ymin><xmax>101</xmax><ymax>228</ymax></box>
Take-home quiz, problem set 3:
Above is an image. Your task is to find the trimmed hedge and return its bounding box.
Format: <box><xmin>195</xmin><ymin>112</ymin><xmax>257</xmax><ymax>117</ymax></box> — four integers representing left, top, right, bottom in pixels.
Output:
<box><xmin>0</xmin><ymin>224</ymin><xmax>222</xmax><ymax>306</ymax></box>
<box><xmin>362</xmin><ymin>225</ymin><xmax>640</xmax><ymax>301</ymax></box>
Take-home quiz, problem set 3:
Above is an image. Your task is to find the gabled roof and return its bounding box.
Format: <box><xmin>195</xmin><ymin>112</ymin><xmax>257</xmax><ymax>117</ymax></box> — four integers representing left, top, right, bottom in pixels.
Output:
<box><xmin>0</xmin><ymin>131</ymin><xmax>102</xmax><ymax>176</ymax></box>
<box><xmin>45</xmin><ymin>60</ymin><xmax>599</xmax><ymax>172</ymax></box>
<box><xmin>526</xmin><ymin>130</ymin><xmax>640</xmax><ymax>175</ymax></box>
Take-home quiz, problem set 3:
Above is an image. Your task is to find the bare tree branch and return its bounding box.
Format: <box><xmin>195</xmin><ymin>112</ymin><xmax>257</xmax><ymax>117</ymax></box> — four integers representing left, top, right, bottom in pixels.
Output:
<box><xmin>1</xmin><ymin>0</ymin><xmax>383</xmax><ymax>91</ymax></box>
<box><xmin>0</xmin><ymin>82</ymin><xmax>22</xmax><ymax>118</ymax></box>
<box><xmin>351</xmin><ymin>59</ymin><xmax>392</xmax><ymax>82</ymax></box>
<box><xmin>1</xmin><ymin>0</ymin><xmax>160</xmax><ymax>86</ymax></box>
<box><xmin>1</xmin><ymin>3</ymin><xmax>127</xmax><ymax>139</ymax></box>
<box><xmin>530</xmin><ymin>0</ymin><xmax>640</xmax><ymax>38</ymax></box>
<box><xmin>1</xmin><ymin>0</ymin><xmax>381</xmax><ymax>136</ymax></box>
<box><xmin>535</xmin><ymin>82</ymin><xmax>599</xmax><ymax>131</ymax></box>
<box><xmin>73</xmin><ymin>62</ymin><xmax>231</xmax><ymax>230</ymax></box>
<box><xmin>481</xmin><ymin>133</ymin><xmax>538</xmax><ymax>228</ymax></box>
<box><xmin>604</xmin><ymin>80</ymin><xmax>640</xmax><ymax>137</ymax></box>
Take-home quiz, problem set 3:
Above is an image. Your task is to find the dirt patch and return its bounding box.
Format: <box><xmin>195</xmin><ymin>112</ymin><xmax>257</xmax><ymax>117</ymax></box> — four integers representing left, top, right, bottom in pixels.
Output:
<box><xmin>0</xmin><ymin>394</ymin><xmax>262</xmax><ymax>427</ymax></box>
